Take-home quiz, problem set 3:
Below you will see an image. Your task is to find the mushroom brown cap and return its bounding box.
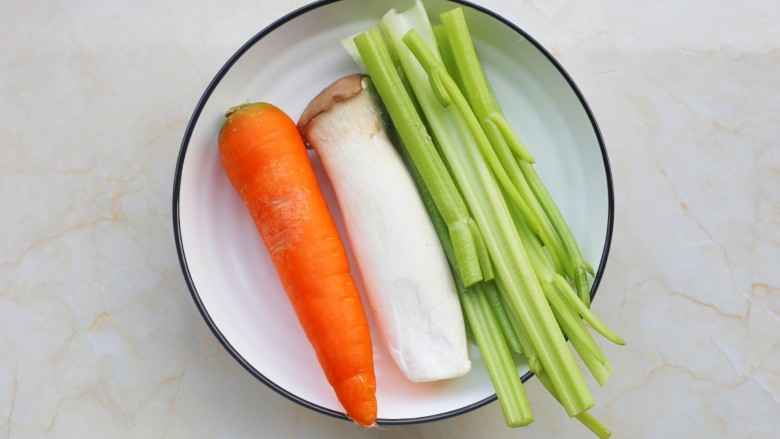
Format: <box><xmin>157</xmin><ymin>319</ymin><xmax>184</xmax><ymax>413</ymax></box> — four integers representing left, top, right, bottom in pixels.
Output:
<box><xmin>297</xmin><ymin>73</ymin><xmax>367</xmax><ymax>143</ymax></box>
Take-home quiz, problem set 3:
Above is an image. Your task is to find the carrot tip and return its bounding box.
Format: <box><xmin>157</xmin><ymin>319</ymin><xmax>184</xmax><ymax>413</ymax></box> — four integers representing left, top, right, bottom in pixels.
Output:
<box><xmin>350</xmin><ymin>417</ymin><xmax>377</xmax><ymax>428</ymax></box>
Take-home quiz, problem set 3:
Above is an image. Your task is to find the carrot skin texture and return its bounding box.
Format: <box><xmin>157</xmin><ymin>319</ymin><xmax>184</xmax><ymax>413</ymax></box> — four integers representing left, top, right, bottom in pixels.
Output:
<box><xmin>218</xmin><ymin>102</ymin><xmax>377</xmax><ymax>427</ymax></box>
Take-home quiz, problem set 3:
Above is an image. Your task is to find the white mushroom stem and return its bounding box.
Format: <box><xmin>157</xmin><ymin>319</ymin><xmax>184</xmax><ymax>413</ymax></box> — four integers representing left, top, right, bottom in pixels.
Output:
<box><xmin>299</xmin><ymin>74</ymin><xmax>471</xmax><ymax>382</ymax></box>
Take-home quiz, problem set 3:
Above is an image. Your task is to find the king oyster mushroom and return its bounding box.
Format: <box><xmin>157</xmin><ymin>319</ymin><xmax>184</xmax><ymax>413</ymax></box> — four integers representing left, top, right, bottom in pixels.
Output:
<box><xmin>298</xmin><ymin>74</ymin><xmax>471</xmax><ymax>382</ymax></box>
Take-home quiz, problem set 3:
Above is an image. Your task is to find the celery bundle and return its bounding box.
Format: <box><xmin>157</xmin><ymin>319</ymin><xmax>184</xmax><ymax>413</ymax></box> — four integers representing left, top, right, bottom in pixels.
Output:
<box><xmin>344</xmin><ymin>1</ymin><xmax>624</xmax><ymax>437</ymax></box>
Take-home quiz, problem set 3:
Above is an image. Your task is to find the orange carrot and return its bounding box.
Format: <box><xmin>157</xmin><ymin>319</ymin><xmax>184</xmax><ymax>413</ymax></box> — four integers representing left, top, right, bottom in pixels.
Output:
<box><xmin>218</xmin><ymin>102</ymin><xmax>377</xmax><ymax>426</ymax></box>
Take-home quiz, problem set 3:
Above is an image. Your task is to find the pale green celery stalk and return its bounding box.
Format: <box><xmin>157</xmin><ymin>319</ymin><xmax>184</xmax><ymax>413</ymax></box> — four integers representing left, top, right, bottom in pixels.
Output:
<box><xmin>568</xmin><ymin>319</ymin><xmax>614</xmax><ymax>387</ymax></box>
<box><xmin>404</xmin><ymin>28</ymin><xmax>569</xmax><ymax>278</ymax></box>
<box><xmin>441</xmin><ymin>7</ymin><xmax>595</xmax><ymax>304</ymax></box>
<box><xmin>382</xmin><ymin>4</ymin><xmax>594</xmax><ymax>416</ymax></box>
<box><xmin>433</xmin><ymin>25</ymin><xmax>494</xmax><ymax>288</ymax></box>
<box><xmin>468</xmin><ymin>219</ymin><xmax>494</xmax><ymax>281</ymax></box>
<box><xmin>343</xmin><ymin>30</ymin><xmax>418</xmax><ymax>110</ymax></box>
<box><xmin>509</xmin><ymin>198</ymin><xmax>624</xmax><ymax>346</ymax></box>
<box><xmin>509</xmin><ymin>200</ymin><xmax>615</xmax><ymax>385</ymax></box>
<box><xmin>382</xmin><ymin>80</ymin><xmax>533</xmax><ymax>427</ymax></box>
<box><xmin>482</xmin><ymin>280</ymin><xmax>523</xmax><ymax>354</ymax></box>
<box><xmin>510</xmin><ymin>219</ymin><xmax>607</xmax><ymax>364</ymax></box>
<box><xmin>509</xmin><ymin>304</ymin><xmax>611</xmax><ymax>438</ymax></box>
<box><xmin>438</xmin><ymin>8</ymin><xmax>533</xmax><ymax>164</ymax></box>
<box><xmin>430</xmin><ymin>201</ymin><xmax>535</xmax><ymax>427</ymax></box>
<box><xmin>432</xmin><ymin>24</ymin><xmax>462</xmax><ymax>92</ymax></box>
<box><xmin>431</xmin><ymin>201</ymin><xmax>535</xmax><ymax>428</ymax></box>
<box><xmin>535</xmin><ymin>371</ymin><xmax>612</xmax><ymax>439</ymax></box>
<box><xmin>546</xmin><ymin>291</ymin><xmax>605</xmax><ymax>363</ymax></box>
<box><xmin>438</xmin><ymin>8</ymin><xmax>571</xmax><ymax>280</ymax></box>
<box><xmin>462</xmin><ymin>283</ymin><xmax>534</xmax><ymax>426</ymax></box>
<box><xmin>575</xmin><ymin>411</ymin><xmax>612</xmax><ymax>439</ymax></box>
<box><xmin>378</xmin><ymin>22</ymin><xmax>423</xmax><ymax>119</ymax></box>
<box><xmin>352</xmin><ymin>28</ymin><xmax>483</xmax><ymax>288</ymax></box>
<box><xmin>552</xmin><ymin>275</ymin><xmax>625</xmax><ymax>346</ymax></box>
<box><xmin>523</xmin><ymin>159</ymin><xmax>595</xmax><ymax>305</ymax></box>
<box><xmin>512</xmin><ymin>336</ymin><xmax>611</xmax><ymax>437</ymax></box>
<box><xmin>498</xmin><ymin>282</ymin><xmax>535</xmax><ymax>366</ymax></box>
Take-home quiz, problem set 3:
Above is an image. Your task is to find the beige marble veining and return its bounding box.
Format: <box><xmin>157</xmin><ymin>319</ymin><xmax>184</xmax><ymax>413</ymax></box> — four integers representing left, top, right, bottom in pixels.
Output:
<box><xmin>1</xmin><ymin>0</ymin><xmax>778</xmax><ymax>437</ymax></box>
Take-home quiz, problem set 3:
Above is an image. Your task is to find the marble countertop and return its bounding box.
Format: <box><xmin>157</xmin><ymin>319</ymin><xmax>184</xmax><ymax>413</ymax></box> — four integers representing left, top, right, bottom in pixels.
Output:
<box><xmin>2</xmin><ymin>0</ymin><xmax>778</xmax><ymax>437</ymax></box>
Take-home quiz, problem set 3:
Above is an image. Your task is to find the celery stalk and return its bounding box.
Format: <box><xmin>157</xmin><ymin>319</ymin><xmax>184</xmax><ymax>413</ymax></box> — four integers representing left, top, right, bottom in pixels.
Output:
<box><xmin>432</xmin><ymin>24</ymin><xmax>462</xmax><ymax>93</ymax></box>
<box><xmin>482</xmin><ymin>280</ymin><xmax>523</xmax><ymax>354</ymax></box>
<box><xmin>509</xmin><ymin>200</ymin><xmax>616</xmax><ymax>385</ymax></box>
<box><xmin>438</xmin><ymin>9</ymin><xmax>534</xmax><ymax>164</ymax></box>
<box><xmin>440</xmin><ymin>7</ymin><xmax>595</xmax><ymax>304</ymax></box>
<box><xmin>461</xmin><ymin>283</ymin><xmax>534</xmax><ymax>426</ymax></box>
<box><xmin>569</xmin><ymin>318</ymin><xmax>614</xmax><ymax>387</ymax></box>
<box><xmin>535</xmin><ymin>370</ymin><xmax>612</xmax><ymax>439</ymax></box>
<box><xmin>468</xmin><ymin>218</ymin><xmax>494</xmax><ymax>281</ymax></box>
<box><xmin>509</xmin><ymin>199</ymin><xmax>624</xmax><ymax>346</ymax></box>
<box><xmin>403</xmin><ymin>29</ymin><xmax>570</xmax><ymax>277</ymax></box>
<box><xmin>509</xmin><ymin>308</ymin><xmax>611</xmax><ymax>437</ymax></box>
<box><xmin>552</xmin><ymin>274</ymin><xmax>625</xmax><ymax>345</ymax></box>
<box><xmin>438</xmin><ymin>9</ymin><xmax>573</xmax><ymax>280</ymax></box>
<box><xmin>546</xmin><ymin>290</ymin><xmax>606</xmax><ymax>364</ymax></box>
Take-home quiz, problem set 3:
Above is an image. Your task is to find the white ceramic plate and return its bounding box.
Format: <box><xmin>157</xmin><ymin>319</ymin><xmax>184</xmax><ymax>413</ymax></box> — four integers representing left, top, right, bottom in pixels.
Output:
<box><xmin>173</xmin><ymin>0</ymin><xmax>613</xmax><ymax>424</ymax></box>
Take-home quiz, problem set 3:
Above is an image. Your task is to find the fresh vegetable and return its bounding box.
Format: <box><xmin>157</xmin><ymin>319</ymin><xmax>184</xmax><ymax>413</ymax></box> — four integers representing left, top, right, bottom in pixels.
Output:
<box><xmin>218</xmin><ymin>102</ymin><xmax>377</xmax><ymax>427</ymax></box>
<box><xmin>342</xmin><ymin>1</ymin><xmax>624</xmax><ymax>436</ymax></box>
<box><xmin>298</xmin><ymin>74</ymin><xmax>471</xmax><ymax>382</ymax></box>
<box><xmin>439</xmin><ymin>7</ymin><xmax>595</xmax><ymax>305</ymax></box>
